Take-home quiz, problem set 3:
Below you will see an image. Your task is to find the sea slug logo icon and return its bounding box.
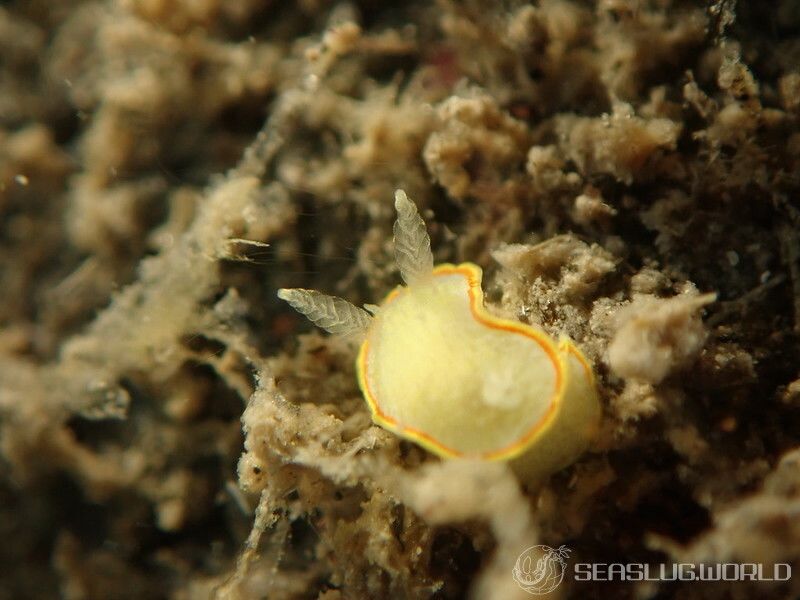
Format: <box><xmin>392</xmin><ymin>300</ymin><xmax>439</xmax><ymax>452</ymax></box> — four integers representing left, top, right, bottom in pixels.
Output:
<box><xmin>512</xmin><ymin>544</ymin><xmax>571</xmax><ymax>595</ymax></box>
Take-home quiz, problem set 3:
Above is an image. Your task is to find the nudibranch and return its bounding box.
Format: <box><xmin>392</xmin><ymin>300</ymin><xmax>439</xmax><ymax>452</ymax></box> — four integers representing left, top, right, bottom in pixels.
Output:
<box><xmin>278</xmin><ymin>191</ymin><xmax>600</xmax><ymax>482</ymax></box>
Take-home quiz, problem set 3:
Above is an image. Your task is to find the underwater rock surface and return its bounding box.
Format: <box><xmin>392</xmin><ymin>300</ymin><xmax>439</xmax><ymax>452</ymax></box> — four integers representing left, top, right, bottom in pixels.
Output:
<box><xmin>1</xmin><ymin>1</ymin><xmax>799</xmax><ymax>598</ymax></box>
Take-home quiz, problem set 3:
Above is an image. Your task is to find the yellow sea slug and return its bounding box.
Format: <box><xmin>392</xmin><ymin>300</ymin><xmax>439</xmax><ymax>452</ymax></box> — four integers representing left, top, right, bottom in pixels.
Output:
<box><xmin>278</xmin><ymin>191</ymin><xmax>600</xmax><ymax>482</ymax></box>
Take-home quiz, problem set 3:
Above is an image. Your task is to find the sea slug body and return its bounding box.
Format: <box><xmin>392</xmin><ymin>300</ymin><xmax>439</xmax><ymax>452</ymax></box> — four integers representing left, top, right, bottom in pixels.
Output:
<box><xmin>279</xmin><ymin>190</ymin><xmax>601</xmax><ymax>481</ymax></box>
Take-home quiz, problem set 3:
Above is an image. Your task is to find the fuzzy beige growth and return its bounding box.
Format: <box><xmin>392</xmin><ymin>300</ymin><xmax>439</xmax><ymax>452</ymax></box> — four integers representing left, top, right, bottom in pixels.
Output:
<box><xmin>608</xmin><ymin>293</ymin><xmax>716</xmax><ymax>383</ymax></box>
<box><xmin>556</xmin><ymin>102</ymin><xmax>681</xmax><ymax>184</ymax></box>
